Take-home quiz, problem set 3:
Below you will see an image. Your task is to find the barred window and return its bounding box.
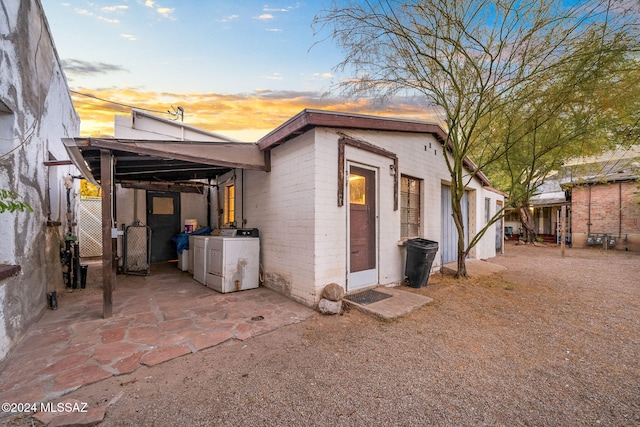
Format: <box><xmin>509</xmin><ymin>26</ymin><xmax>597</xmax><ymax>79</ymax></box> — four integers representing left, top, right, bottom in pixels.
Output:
<box><xmin>401</xmin><ymin>176</ymin><xmax>421</xmax><ymax>238</ymax></box>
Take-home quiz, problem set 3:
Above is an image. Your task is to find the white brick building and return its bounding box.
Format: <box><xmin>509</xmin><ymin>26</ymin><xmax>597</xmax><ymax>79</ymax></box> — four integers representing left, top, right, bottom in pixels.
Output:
<box><xmin>224</xmin><ymin>110</ymin><xmax>504</xmax><ymax>307</ymax></box>
<box><xmin>67</xmin><ymin>109</ymin><xmax>504</xmax><ymax>311</ymax></box>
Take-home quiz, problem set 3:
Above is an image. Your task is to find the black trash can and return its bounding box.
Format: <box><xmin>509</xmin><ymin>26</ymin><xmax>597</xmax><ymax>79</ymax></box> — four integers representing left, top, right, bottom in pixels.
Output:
<box><xmin>80</xmin><ymin>264</ymin><xmax>88</xmax><ymax>289</ymax></box>
<box><xmin>404</xmin><ymin>238</ymin><xmax>439</xmax><ymax>288</ymax></box>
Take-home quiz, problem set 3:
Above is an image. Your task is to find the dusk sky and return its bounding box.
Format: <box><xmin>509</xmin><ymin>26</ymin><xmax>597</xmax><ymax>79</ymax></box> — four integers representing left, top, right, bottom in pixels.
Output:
<box><xmin>43</xmin><ymin>1</ymin><xmax>435</xmax><ymax>141</ymax></box>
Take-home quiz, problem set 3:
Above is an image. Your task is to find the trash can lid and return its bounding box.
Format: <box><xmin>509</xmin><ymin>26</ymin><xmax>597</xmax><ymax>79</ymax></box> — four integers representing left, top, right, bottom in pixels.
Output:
<box><xmin>406</xmin><ymin>238</ymin><xmax>438</xmax><ymax>249</ymax></box>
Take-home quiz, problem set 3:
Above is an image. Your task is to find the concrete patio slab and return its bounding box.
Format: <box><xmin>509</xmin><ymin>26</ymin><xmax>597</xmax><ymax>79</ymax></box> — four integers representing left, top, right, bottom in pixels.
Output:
<box><xmin>0</xmin><ymin>261</ymin><xmax>315</xmax><ymax>411</ymax></box>
<box><xmin>344</xmin><ymin>287</ymin><xmax>434</xmax><ymax>320</ymax></box>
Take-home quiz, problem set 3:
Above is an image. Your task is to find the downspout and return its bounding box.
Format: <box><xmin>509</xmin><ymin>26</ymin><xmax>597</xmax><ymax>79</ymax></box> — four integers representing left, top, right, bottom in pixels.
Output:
<box><xmin>241</xmin><ymin>169</ymin><xmax>245</xmax><ymax>227</ymax></box>
<box><xmin>619</xmin><ymin>182</ymin><xmax>622</xmax><ymax>238</ymax></box>
<box><xmin>133</xmin><ymin>189</ymin><xmax>138</xmax><ymax>222</ymax></box>
<box><xmin>207</xmin><ymin>179</ymin><xmax>211</xmax><ymax>229</ymax></box>
<box><xmin>587</xmin><ymin>186</ymin><xmax>592</xmax><ymax>235</ymax></box>
<box><xmin>216</xmin><ymin>179</ymin><xmax>222</xmax><ymax>229</ymax></box>
<box><xmin>112</xmin><ymin>172</ymin><xmax>119</xmax><ymax>269</ymax></box>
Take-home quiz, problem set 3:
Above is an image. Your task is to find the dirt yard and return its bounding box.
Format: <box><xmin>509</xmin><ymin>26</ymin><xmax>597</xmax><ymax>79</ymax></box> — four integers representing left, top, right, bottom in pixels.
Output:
<box><xmin>14</xmin><ymin>243</ymin><xmax>640</xmax><ymax>426</ymax></box>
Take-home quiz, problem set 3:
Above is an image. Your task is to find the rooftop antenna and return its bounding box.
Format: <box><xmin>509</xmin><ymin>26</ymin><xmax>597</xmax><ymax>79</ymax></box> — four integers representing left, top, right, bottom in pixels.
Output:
<box><xmin>168</xmin><ymin>105</ymin><xmax>184</xmax><ymax>122</ymax></box>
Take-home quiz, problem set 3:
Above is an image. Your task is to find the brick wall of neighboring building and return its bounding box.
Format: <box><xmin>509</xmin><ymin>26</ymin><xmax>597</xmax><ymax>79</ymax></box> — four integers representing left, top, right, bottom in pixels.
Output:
<box><xmin>571</xmin><ymin>181</ymin><xmax>640</xmax><ymax>251</ymax></box>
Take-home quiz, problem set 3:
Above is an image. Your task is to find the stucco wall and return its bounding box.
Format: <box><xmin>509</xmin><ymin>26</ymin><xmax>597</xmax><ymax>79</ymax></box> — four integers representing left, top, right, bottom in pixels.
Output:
<box><xmin>0</xmin><ymin>0</ymin><xmax>80</xmax><ymax>360</ymax></box>
<box><xmin>114</xmin><ymin>110</ymin><xmax>237</xmax><ymax>142</ymax></box>
<box><xmin>571</xmin><ymin>182</ymin><xmax>640</xmax><ymax>251</ymax></box>
<box><xmin>242</xmin><ymin>127</ymin><xmax>502</xmax><ymax>307</ymax></box>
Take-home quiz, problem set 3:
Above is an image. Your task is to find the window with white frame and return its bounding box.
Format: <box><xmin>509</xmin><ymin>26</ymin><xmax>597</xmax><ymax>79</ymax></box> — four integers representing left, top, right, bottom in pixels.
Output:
<box><xmin>401</xmin><ymin>175</ymin><xmax>421</xmax><ymax>238</ymax></box>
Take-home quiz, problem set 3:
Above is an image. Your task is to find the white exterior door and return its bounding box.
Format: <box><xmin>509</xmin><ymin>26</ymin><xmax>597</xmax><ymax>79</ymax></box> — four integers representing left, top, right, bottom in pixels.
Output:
<box><xmin>347</xmin><ymin>164</ymin><xmax>378</xmax><ymax>291</ymax></box>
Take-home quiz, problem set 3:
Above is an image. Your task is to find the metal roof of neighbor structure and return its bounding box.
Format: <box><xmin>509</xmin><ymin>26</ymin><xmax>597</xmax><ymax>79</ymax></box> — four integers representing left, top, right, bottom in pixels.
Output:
<box><xmin>561</xmin><ymin>145</ymin><xmax>640</xmax><ymax>187</ymax></box>
<box><xmin>121</xmin><ymin>109</ymin><xmax>243</xmax><ymax>143</ymax></box>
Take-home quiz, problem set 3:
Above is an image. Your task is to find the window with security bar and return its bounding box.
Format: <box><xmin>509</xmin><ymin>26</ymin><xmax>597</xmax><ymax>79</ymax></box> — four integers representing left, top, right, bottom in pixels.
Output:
<box><xmin>401</xmin><ymin>175</ymin><xmax>421</xmax><ymax>238</ymax></box>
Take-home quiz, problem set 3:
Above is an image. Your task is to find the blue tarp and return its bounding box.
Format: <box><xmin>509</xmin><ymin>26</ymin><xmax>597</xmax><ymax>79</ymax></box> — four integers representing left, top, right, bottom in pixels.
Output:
<box><xmin>172</xmin><ymin>226</ymin><xmax>212</xmax><ymax>253</ymax></box>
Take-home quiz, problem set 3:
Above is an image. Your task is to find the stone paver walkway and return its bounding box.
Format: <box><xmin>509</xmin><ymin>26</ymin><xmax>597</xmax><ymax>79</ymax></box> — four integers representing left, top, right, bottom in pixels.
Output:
<box><xmin>0</xmin><ymin>262</ymin><xmax>314</xmax><ymax>408</ymax></box>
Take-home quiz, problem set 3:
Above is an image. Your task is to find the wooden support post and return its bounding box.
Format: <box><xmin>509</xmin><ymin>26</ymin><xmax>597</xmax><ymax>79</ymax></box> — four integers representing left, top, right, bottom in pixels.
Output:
<box><xmin>561</xmin><ymin>205</ymin><xmax>567</xmax><ymax>258</ymax></box>
<box><xmin>101</xmin><ymin>149</ymin><xmax>113</xmax><ymax>318</ymax></box>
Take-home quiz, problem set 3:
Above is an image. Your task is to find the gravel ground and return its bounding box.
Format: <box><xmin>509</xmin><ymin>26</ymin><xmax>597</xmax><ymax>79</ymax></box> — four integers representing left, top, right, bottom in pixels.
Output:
<box><xmin>18</xmin><ymin>243</ymin><xmax>640</xmax><ymax>426</ymax></box>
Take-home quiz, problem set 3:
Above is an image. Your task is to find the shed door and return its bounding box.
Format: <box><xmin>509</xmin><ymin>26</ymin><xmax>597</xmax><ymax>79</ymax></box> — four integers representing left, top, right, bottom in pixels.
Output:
<box><xmin>348</xmin><ymin>165</ymin><xmax>377</xmax><ymax>290</ymax></box>
<box><xmin>146</xmin><ymin>191</ymin><xmax>180</xmax><ymax>262</ymax></box>
<box><xmin>441</xmin><ymin>185</ymin><xmax>468</xmax><ymax>264</ymax></box>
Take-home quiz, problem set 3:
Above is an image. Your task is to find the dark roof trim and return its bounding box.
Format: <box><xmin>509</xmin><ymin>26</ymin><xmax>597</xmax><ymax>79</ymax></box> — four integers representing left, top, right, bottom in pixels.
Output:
<box><xmin>0</xmin><ymin>264</ymin><xmax>21</xmax><ymax>281</ymax></box>
<box><xmin>258</xmin><ymin>109</ymin><xmax>448</xmax><ymax>150</ymax></box>
<box><xmin>258</xmin><ymin>109</ymin><xmax>491</xmax><ymax>187</ymax></box>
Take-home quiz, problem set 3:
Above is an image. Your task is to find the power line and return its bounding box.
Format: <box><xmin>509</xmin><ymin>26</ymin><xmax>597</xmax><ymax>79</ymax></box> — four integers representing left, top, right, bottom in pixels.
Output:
<box><xmin>596</xmin><ymin>145</ymin><xmax>634</xmax><ymax>178</ymax></box>
<box><xmin>69</xmin><ymin>90</ymin><xmax>173</xmax><ymax>116</ymax></box>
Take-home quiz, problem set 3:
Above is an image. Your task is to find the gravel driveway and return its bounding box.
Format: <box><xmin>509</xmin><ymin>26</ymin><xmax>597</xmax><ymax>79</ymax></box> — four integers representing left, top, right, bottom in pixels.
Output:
<box><xmin>26</xmin><ymin>243</ymin><xmax>640</xmax><ymax>426</ymax></box>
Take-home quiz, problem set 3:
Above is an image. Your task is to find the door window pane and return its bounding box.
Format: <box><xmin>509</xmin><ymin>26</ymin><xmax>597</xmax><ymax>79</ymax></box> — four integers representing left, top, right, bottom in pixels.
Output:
<box><xmin>152</xmin><ymin>197</ymin><xmax>174</xmax><ymax>215</ymax></box>
<box><xmin>349</xmin><ymin>174</ymin><xmax>366</xmax><ymax>205</ymax></box>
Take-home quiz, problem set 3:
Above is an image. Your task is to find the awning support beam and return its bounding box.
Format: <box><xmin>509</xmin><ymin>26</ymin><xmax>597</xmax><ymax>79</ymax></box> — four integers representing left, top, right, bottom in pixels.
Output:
<box><xmin>101</xmin><ymin>149</ymin><xmax>114</xmax><ymax>318</ymax></box>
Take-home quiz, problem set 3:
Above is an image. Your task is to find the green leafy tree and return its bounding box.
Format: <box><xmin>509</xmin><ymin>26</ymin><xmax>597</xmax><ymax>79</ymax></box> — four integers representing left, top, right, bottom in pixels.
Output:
<box><xmin>316</xmin><ymin>0</ymin><xmax>640</xmax><ymax>276</ymax></box>
<box><xmin>0</xmin><ymin>189</ymin><xmax>33</xmax><ymax>214</ymax></box>
<box><xmin>478</xmin><ymin>52</ymin><xmax>640</xmax><ymax>243</ymax></box>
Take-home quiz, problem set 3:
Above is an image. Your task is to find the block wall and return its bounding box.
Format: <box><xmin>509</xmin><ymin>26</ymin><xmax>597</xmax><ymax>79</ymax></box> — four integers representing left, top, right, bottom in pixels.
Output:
<box><xmin>243</xmin><ymin>132</ymin><xmax>318</xmax><ymax>305</ymax></box>
<box><xmin>242</xmin><ymin>127</ymin><xmax>503</xmax><ymax>307</ymax></box>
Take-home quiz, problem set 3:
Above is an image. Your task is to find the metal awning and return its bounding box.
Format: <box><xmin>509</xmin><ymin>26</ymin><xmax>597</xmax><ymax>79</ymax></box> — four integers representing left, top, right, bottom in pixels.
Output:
<box><xmin>61</xmin><ymin>137</ymin><xmax>268</xmax><ymax>319</ymax></box>
<box><xmin>63</xmin><ymin>137</ymin><xmax>267</xmax><ymax>185</ymax></box>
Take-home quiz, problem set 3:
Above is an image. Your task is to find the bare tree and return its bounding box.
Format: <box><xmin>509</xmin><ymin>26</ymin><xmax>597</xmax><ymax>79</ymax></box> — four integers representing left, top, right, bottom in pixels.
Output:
<box><xmin>315</xmin><ymin>0</ymin><xmax>640</xmax><ymax>276</ymax></box>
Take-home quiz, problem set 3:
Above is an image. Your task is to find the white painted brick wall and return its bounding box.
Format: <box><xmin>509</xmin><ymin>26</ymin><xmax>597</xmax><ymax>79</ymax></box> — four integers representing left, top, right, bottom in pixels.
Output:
<box><xmin>243</xmin><ymin>127</ymin><xmax>503</xmax><ymax>307</ymax></box>
<box><xmin>243</xmin><ymin>132</ymin><xmax>317</xmax><ymax>305</ymax></box>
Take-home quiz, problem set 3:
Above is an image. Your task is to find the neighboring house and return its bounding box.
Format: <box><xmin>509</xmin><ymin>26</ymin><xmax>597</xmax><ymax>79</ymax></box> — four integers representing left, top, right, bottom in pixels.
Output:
<box><xmin>527</xmin><ymin>175</ymin><xmax>572</xmax><ymax>244</ymax></box>
<box><xmin>0</xmin><ymin>0</ymin><xmax>80</xmax><ymax>360</ymax></box>
<box><xmin>236</xmin><ymin>110</ymin><xmax>504</xmax><ymax>306</ymax></box>
<box><xmin>506</xmin><ymin>145</ymin><xmax>640</xmax><ymax>250</ymax></box>
<box><xmin>562</xmin><ymin>146</ymin><xmax>640</xmax><ymax>251</ymax></box>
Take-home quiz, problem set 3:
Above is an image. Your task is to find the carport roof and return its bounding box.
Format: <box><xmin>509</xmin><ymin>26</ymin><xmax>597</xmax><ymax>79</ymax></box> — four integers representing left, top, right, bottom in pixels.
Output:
<box><xmin>63</xmin><ymin>137</ymin><xmax>267</xmax><ymax>186</ymax></box>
